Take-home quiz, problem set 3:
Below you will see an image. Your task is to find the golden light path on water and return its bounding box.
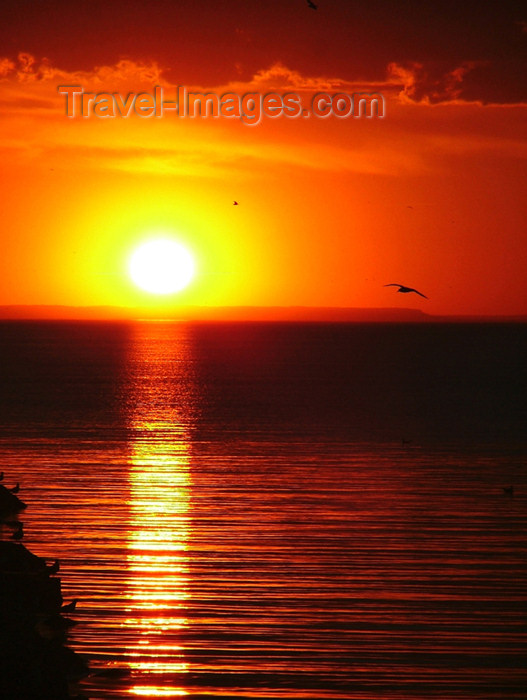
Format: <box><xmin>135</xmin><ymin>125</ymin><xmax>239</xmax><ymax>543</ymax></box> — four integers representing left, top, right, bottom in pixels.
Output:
<box><xmin>2</xmin><ymin>322</ymin><xmax>527</xmax><ymax>699</ymax></box>
<box><xmin>124</xmin><ymin>323</ymin><xmax>194</xmax><ymax>698</ymax></box>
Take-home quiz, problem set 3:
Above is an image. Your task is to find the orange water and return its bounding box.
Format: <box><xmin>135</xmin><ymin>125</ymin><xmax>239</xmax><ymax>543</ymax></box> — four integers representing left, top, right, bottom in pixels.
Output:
<box><xmin>1</xmin><ymin>321</ymin><xmax>526</xmax><ymax>698</ymax></box>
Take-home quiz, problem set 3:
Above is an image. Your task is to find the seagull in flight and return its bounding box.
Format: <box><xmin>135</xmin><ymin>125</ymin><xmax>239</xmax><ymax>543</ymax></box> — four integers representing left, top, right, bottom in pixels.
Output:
<box><xmin>307</xmin><ymin>0</ymin><xmax>318</xmax><ymax>8</ymax></box>
<box><xmin>384</xmin><ymin>284</ymin><xmax>428</xmax><ymax>299</ymax></box>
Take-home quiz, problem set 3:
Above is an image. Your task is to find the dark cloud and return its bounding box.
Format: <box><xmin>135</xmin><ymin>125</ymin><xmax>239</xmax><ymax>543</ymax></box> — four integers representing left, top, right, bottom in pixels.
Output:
<box><xmin>0</xmin><ymin>0</ymin><xmax>525</xmax><ymax>102</ymax></box>
<box><xmin>388</xmin><ymin>61</ymin><xmax>495</xmax><ymax>104</ymax></box>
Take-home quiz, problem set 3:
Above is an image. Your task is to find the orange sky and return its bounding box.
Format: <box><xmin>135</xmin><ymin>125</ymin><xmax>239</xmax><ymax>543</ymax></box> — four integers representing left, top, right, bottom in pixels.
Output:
<box><xmin>0</xmin><ymin>1</ymin><xmax>526</xmax><ymax>317</ymax></box>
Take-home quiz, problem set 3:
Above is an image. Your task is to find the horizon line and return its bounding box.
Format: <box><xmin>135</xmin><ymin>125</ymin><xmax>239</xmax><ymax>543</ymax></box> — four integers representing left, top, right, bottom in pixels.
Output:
<box><xmin>0</xmin><ymin>304</ymin><xmax>525</xmax><ymax>323</ymax></box>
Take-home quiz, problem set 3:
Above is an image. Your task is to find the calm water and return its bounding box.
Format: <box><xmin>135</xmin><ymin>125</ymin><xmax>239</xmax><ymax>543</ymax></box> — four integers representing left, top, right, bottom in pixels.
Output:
<box><xmin>0</xmin><ymin>321</ymin><xmax>526</xmax><ymax>699</ymax></box>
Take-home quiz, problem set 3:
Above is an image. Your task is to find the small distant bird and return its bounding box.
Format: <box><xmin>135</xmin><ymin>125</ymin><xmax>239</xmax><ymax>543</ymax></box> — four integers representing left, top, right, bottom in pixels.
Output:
<box><xmin>384</xmin><ymin>284</ymin><xmax>428</xmax><ymax>299</ymax></box>
<box><xmin>503</xmin><ymin>485</ymin><xmax>514</xmax><ymax>496</ymax></box>
<box><xmin>61</xmin><ymin>599</ymin><xmax>78</xmax><ymax>613</ymax></box>
<box><xmin>307</xmin><ymin>0</ymin><xmax>318</xmax><ymax>8</ymax></box>
<box><xmin>233</xmin><ymin>201</ymin><xmax>239</xmax><ymax>205</ymax></box>
<box><xmin>9</xmin><ymin>482</ymin><xmax>20</xmax><ymax>494</ymax></box>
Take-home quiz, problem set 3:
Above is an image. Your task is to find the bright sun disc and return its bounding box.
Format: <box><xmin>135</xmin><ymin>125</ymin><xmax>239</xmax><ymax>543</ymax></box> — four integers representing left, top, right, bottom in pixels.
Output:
<box><xmin>129</xmin><ymin>239</ymin><xmax>195</xmax><ymax>295</ymax></box>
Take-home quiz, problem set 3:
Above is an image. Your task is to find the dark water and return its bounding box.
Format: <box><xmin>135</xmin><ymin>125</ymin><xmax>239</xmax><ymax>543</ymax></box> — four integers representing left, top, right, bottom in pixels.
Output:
<box><xmin>0</xmin><ymin>321</ymin><xmax>526</xmax><ymax>699</ymax></box>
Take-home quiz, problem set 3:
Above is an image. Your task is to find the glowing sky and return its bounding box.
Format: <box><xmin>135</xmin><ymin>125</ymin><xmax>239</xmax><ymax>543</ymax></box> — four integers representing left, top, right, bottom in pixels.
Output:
<box><xmin>0</xmin><ymin>0</ymin><xmax>525</xmax><ymax>317</ymax></box>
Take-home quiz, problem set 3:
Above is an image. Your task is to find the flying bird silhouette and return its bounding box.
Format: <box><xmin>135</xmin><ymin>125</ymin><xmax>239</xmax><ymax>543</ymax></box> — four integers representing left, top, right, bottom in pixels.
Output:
<box><xmin>384</xmin><ymin>284</ymin><xmax>428</xmax><ymax>299</ymax></box>
<box><xmin>307</xmin><ymin>0</ymin><xmax>318</xmax><ymax>8</ymax></box>
<box><xmin>233</xmin><ymin>201</ymin><xmax>239</xmax><ymax>205</ymax></box>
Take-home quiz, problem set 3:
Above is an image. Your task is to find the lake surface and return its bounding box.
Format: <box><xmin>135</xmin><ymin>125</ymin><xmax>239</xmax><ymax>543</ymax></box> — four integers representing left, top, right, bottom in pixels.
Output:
<box><xmin>0</xmin><ymin>321</ymin><xmax>526</xmax><ymax>699</ymax></box>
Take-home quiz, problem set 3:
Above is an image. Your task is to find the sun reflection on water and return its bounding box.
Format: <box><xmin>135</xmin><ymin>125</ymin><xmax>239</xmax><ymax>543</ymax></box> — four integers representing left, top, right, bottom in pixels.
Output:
<box><xmin>124</xmin><ymin>323</ymin><xmax>195</xmax><ymax>697</ymax></box>
<box><xmin>129</xmin><ymin>689</ymin><xmax>188</xmax><ymax>697</ymax></box>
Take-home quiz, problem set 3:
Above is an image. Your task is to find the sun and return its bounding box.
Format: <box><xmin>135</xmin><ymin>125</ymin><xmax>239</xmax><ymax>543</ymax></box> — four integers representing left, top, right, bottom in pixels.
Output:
<box><xmin>128</xmin><ymin>239</ymin><xmax>195</xmax><ymax>295</ymax></box>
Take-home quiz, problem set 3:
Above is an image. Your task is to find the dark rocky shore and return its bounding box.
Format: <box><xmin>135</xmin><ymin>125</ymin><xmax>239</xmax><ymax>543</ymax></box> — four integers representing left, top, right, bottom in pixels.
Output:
<box><xmin>0</xmin><ymin>481</ymin><xmax>89</xmax><ymax>699</ymax></box>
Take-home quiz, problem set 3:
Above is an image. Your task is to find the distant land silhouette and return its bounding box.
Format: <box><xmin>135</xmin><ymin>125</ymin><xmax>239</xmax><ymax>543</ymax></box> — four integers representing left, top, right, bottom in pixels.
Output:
<box><xmin>0</xmin><ymin>305</ymin><xmax>525</xmax><ymax>322</ymax></box>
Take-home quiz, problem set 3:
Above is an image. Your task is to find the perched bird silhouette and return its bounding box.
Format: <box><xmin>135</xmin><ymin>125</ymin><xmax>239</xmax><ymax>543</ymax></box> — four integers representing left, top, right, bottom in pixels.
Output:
<box><xmin>307</xmin><ymin>0</ymin><xmax>318</xmax><ymax>8</ymax></box>
<box><xmin>0</xmin><ymin>472</ymin><xmax>4</xmax><ymax>481</ymax></box>
<box><xmin>233</xmin><ymin>201</ymin><xmax>239</xmax><ymax>205</ymax></box>
<box><xmin>384</xmin><ymin>284</ymin><xmax>428</xmax><ymax>299</ymax></box>
<box><xmin>12</xmin><ymin>523</ymin><xmax>24</xmax><ymax>540</ymax></box>
<box><xmin>37</xmin><ymin>613</ymin><xmax>76</xmax><ymax>637</ymax></box>
<box><xmin>47</xmin><ymin>559</ymin><xmax>60</xmax><ymax>574</ymax></box>
<box><xmin>2</xmin><ymin>519</ymin><xmax>23</xmax><ymax>529</ymax></box>
<box><xmin>503</xmin><ymin>485</ymin><xmax>514</xmax><ymax>496</ymax></box>
<box><xmin>9</xmin><ymin>482</ymin><xmax>20</xmax><ymax>494</ymax></box>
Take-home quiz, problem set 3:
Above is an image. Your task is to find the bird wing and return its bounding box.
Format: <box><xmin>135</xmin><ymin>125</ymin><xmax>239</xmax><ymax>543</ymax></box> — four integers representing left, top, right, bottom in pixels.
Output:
<box><xmin>409</xmin><ymin>287</ymin><xmax>428</xmax><ymax>299</ymax></box>
<box><xmin>384</xmin><ymin>284</ymin><xmax>402</xmax><ymax>288</ymax></box>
